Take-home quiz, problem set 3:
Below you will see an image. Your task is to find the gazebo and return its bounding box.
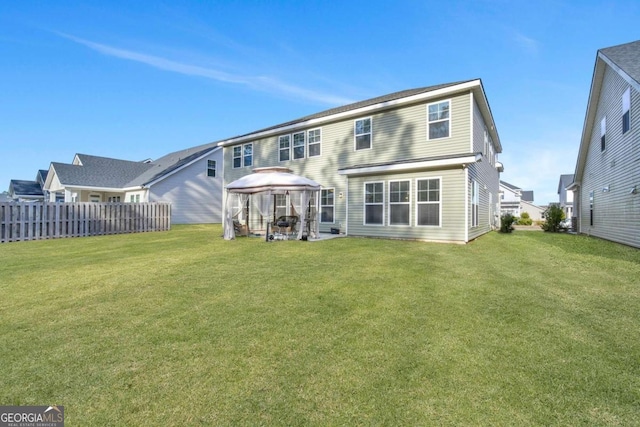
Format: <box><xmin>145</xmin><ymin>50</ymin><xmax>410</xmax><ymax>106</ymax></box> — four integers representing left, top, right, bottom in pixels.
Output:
<box><xmin>223</xmin><ymin>167</ymin><xmax>322</xmax><ymax>240</ymax></box>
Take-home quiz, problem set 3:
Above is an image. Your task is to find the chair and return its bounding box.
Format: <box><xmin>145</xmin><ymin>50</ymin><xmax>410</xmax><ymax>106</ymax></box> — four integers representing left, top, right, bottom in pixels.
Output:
<box><xmin>233</xmin><ymin>219</ymin><xmax>249</xmax><ymax>237</ymax></box>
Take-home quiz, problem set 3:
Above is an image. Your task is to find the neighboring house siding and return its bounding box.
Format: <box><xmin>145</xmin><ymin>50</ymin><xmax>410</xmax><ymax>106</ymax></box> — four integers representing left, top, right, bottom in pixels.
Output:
<box><xmin>578</xmin><ymin>65</ymin><xmax>640</xmax><ymax>247</ymax></box>
<box><xmin>149</xmin><ymin>152</ymin><xmax>223</xmax><ymax>224</ymax></box>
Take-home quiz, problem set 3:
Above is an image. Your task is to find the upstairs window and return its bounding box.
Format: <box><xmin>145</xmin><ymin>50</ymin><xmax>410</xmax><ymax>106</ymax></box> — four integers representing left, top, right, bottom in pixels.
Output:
<box><xmin>207</xmin><ymin>160</ymin><xmax>216</xmax><ymax>177</ymax></box>
<box><xmin>623</xmin><ymin>88</ymin><xmax>631</xmax><ymax>134</ymax></box>
<box><xmin>308</xmin><ymin>128</ymin><xmax>321</xmax><ymax>157</ymax></box>
<box><xmin>233</xmin><ymin>143</ymin><xmax>253</xmax><ymax>168</ymax></box>
<box><xmin>428</xmin><ymin>100</ymin><xmax>450</xmax><ymax>139</ymax></box>
<box><xmin>279</xmin><ymin>135</ymin><xmax>291</xmax><ymax>162</ymax></box>
<box><xmin>293</xmin><ymin>132</ymin><xmax>305</xmax><ymax>159</ymax></box>
<box><xmin>600</xmin><ymin>117</ymin><xmax>606</xmax><ymax>152</ymax></box>
<box><xmin>355</xmin><ymin>118</ymin><xmax>372</xmax><ymax>150</ymax></box>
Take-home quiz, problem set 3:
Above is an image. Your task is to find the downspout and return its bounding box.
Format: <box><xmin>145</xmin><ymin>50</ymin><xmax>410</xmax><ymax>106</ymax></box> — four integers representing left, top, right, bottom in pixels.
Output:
<box><xmin>464</xmin><ymin>166</ymin><xmax>469</xmax><ymax>243</ymax></box>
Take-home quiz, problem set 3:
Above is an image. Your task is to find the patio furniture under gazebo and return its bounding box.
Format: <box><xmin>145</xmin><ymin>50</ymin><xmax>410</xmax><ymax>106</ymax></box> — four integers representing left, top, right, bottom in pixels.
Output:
<box><xmin>223</xmin><ymin>167</ymin><xmax>321</xmax><ymax>240</ymax></box>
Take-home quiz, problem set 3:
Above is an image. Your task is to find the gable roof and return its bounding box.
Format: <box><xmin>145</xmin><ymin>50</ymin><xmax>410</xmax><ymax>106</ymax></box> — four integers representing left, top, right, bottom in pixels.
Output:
<box><xmin>557</xmin><ymin>174</ymin><xmax>574</xmax><ymax>193</ymax></box>
<box><xmin>218</xmin><ymin>79</ymin><xmax>502</xmax><ymax>153</ymax></box>
<box><xmin>9</xmin><ymin>180</ymin><xmax>44</xmax><ymax>197</ymax></box>
<box><xmin>575</xmin><ymin>40</ymin><xmax>640</xmax><ymax>182</ymax></box>
<box><xmin>51</xmin><ymin>154</ymin><xmax>154</xmax><ymax>189</ymax></box>
<box><xmin>521</xmin><ymin>190</ymin><xmax>534</xmax><ymax>202</ymax></box>
<box><xmin>499</xmin><ymin>181</ymin><xmax>521</xmax><ymax>192</ymax></box>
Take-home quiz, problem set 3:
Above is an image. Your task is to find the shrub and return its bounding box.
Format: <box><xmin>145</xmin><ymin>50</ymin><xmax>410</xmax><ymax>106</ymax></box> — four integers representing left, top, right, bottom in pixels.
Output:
<box><xmin>500</xmin><ymin>213</ymin><xmax>516</xmax><ymax>233</ymax></box>
<box><xmin>541</xmin><ymin>205</ymin><xmax>566</xmax><ymax>232</ymax></box>
<box><xmin>517</xmin><ymin>212</ymin><xmax>533</xmax><ymax>226</ymax></box>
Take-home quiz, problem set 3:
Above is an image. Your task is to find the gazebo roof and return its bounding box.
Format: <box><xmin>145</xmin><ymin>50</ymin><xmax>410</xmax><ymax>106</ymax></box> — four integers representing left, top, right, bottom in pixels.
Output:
<box><xmin>226</xmin><ymin>167</ymin><xmax>321</xmax><ymax>194</ymax></box>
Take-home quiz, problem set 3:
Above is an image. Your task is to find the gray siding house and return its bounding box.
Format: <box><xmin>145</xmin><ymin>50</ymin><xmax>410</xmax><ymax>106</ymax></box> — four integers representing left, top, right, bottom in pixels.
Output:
<box><xmin>570</xmin><ymin>40</ymin><xmax>640</xmax><ymax>248</ymax></box>
<box><xmin>220</xmin><ymin>79</ymin><xmax>503</xmax><ymax>243</ymax></box>
<box><xmin>44</xmin><ymin>144</ymin><xmax>224</xmax><ymax>224</ymax></box>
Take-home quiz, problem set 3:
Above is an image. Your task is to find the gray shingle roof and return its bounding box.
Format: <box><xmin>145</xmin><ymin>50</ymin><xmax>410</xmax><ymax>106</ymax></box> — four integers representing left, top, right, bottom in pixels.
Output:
<box><xmin>53</xmin><ymin>154</ymin><xmax>154</xmax><ymax>188</ymax></box>
<box><xmin>558</xmin><ymin>174</ymin><xmax>574</xmax><ymax>193</ymax></box>
<box><xmin>599</xmin><ymin>40</ymin><xmax>640</xmax><ymax>85</ymax></box>
<box><xmin>224</xmin><ymin>80</ymin><xmax>476</xmax><ymax>141</ymax></box>
<box><xmin>10</xmin><ymin>180</ymin><xmax>44</xmax><ymax>196</ymax></box>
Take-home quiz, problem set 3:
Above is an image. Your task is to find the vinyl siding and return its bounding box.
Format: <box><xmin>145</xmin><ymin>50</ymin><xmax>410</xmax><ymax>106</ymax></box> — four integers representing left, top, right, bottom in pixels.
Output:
<box><xmin>468</xmin><ymin>98</ymin><xmax>501</xmax><ymax>240</ymax></box>
<box><xmin>346</xmin><ymin>168</ymin><xmax>467</xmax><ymax>242</ymax></box>
<box><xmin>223</xmin><ymin>89</ymin><xmax>498</xmax><ymax>241</ymax></box>
<box><xmin>578</xmin><ymin>64</ymin><xmax>640</xmax><ymax>248</ymax></box>
<box><xmin>149</xmin><ymin>150</ymin><xmax>224</xmax><ymax>224</ymax></box>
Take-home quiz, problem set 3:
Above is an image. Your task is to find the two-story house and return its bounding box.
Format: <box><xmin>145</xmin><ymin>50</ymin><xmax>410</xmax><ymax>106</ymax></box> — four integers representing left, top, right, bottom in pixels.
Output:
<box><xmin>570</xmin><ymin>40</ymin><xmax>640</xmax><ymax>248</ymax></box>
<box><xmin>220</xmin><ymin>79</ymin><xmax>503</xmax><ymax>243</ymax></box>
<box><xmin>499</xmin><ymin>180</ymin><xmax>545</xmax><ymax>221</ymax></box>
<box><xmin>557</xmin><ymin>174</ymin><xmax>574</xmax><ymax>219</ymax></box>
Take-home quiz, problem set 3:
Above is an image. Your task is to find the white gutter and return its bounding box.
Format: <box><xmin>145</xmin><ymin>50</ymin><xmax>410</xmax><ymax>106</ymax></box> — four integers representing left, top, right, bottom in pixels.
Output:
<box><xmin>218</xmin><ymin>80</ymin><xmax>482</xmax><ymax>147</ymax></box>
<box><xmin>338</xmin><ymin>154</ymin><xmax>481</xmax><ymax>177</ymax></box>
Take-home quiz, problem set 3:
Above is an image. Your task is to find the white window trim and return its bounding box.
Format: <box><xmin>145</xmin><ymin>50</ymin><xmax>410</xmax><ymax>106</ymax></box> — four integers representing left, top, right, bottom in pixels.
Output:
<box><xmin>233</xmin><ymin>146</ymin><xmax>242</xmax><ymax>169</ymax></box>
<box><xmin>427</xmin><ymin>99</ymin><xmax>451</xmax><ymax>141</ymax></box>
<box><xmin>471</xmin><ymin>180</ymin><xmax>479</xmax><ymax>227</ymax></box>
<box><xmin>207</xmin><ymin>160</ymin><xmax>216</xmax><ymax>177</ymax></box>
<box><xmin>354</xmin><ymin>117</ymin><xmax>373</xmax><ymax>151</ymax></box>
<box><xmin>623</xmin><ymin>87</ymin><xmax>631</xmax><ymax>134</ymax></box>
<box><xmin>293</xmin><ymin>131</ymin><xmax>305</xmax><ymax>160</ymax></box>
<box><xmin>415</xmin><ymin>177</ymin><xmax>442</xmax><ymax>228</ymax></box>
<box><xmin>600</xmin><ymin>116</ymin><xmax>607</xmax><ymax>152</ymax></box>
<box><xmin>388</xmin><ymin>180</ymin><xmax>411</xmax><ymax>226</ymax></box>
<box><xmin>363</xmin><ymin>181</ymin><xmax>384</xmax><ymax>226</ymax></box>
<box><xmin>234</xmin><ymin>143</ymin><xmax>253</xmax><ymax>168</ymax></box>
<box><xmin>308</xmin><ymin>128</ymin><xmax>322</xmax><ymax>157</ymax></box>
<box><xmin>320</xmin><ymin>188</ymin><xmax>335</xmax><ymax>224</ymax></box>
<box><xmin>278</xmin><ymin>135</ymin><xmax>291</xmax><ymax>162</ymax></box>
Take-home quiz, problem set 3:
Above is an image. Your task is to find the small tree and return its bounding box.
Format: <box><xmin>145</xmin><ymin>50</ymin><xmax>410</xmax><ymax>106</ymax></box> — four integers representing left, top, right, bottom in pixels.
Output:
<box><xmin>518</xmin><ymin>212</ymin><xmax>533</xmax><ymax>226</ymax></box>
<box><xmin>500</xmin><ymin>213</ymin><xmax>516</xmax><ymax>233</ymax></box>
<box><xmin>541</xmin><ymin>204</ymin><xmax>565</xmax><ymax>232</ymax></box>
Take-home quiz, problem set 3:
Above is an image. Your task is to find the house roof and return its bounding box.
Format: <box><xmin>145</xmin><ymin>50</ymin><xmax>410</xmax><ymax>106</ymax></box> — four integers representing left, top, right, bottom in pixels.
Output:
<box><xmin>521</xmin><ymin>190</ymin><xmax>534</xmax><ymax>202</ymax></box>
<box><xmin>557</xmin><ymin>174</ymin><xmax>574</xmax><ymax>193</ymax></box>
<box><xmin>218</xmin><ymin>79</ymin><xmax>502</xmax><ymax>153</ymax></box>
<box><xmin>599</xmin><ymin>40</ymin><xmax>640</xmax><ymax>89</ymax></box>
<box><xmin>51</xmin><ymin>154</ymin><xmax>155</xmax><ymax>189</ymax></box>
<box><xmin>499</xmin><ymin>181</ymin><xmax>521</xmax><ymax>191</ymax></box>
<box><xmin>45</xmin><ymin>144</ymin><xmax>221</xmax><ymax>192</ymax></box>
<box><xmin>575</xmin><ymin>40</ymin><xmax>640</xmax><ymax>182</ymax></box>
<box><xmin>9</xmin><ymin>180</ymin><xmax>44</xmax><ymax>197</ymax></box>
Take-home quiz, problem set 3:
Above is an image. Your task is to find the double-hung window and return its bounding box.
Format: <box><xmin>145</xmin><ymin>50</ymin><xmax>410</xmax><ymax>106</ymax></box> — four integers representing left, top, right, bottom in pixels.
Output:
<box><xmin>623</xmin><ymin>88</ymin><xmax>631</xmax><ymax>134</ymax></box>
<box><xmin>233</xmin><ymin>143</ymin><xmax>253</xmax><ymax>168</ymax></box>
<box><xmin>207</xmin><ymin>160</ymin><xmax>216</xmax><ymax>177</ymax></box>
<box><xmin>364</xmin><ymin>182</ymin><xmax>384</xmax><ymax>225</ymax></box>
<box><xmin>308</xmin><ymin>128</ymin><xmax>321</xmax><ymax>157</ymax></box>
<box><xmin>293</xmin><ymin>132</ymin><xmax>305</xmax><ymax>159</ymax></box>
<box><xmin>279</xmin><ymin>135</ymin><xmax>291</xmax><ymax>162</ymax></box>
<box><xmin>389</xmin><ymin>180</ymin><xmax>410</xmax><ymax>225</ymax></box>
<box><xmin>600</xmin><ymin>117</ymin><xmax>606</xmax><ymax>152</ymax></box>
<box><xmin>355</xmin><ymin>118</ymin><xmax>372</xmax><ymax>150</ymax></box>
<box><xmin>416</xmin><ymin>178</ymin><xmax>440</xmax><ymax>226</ymax></box>
<box><xmin>320</xmin><ymin>189</ymin><xmax>334</xmax><ymax>223</ymax></box>
<box><xmin>428</xmin><ymin>100</ymin><xmax>450</xmax><ymax>139</ymax></box>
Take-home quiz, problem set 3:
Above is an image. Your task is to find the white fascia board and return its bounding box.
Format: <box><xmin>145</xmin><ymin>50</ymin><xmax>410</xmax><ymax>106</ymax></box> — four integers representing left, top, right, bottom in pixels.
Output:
<box><xmin>339</xmin><ymin>154</ymin><xmax>481</xmax><ymax>176</ymax></box>
<box><xmin>599</xmin><ymin>52</ymin><xmax>640</xmax><ymax>92</ymax></box>
<box><xmin>144</xmin><ymin>146</ymin><xmax>221</xmax><ymax>187</ymax></box>
<box><xmin>218</xmin><ymin>80</ymin><xmax>482</xmax><ymax>147</ymax></box>
<box><xmin>66</xmin><ymin>185</ymin><xmax>143</xmax><ymax>193</ymax></box>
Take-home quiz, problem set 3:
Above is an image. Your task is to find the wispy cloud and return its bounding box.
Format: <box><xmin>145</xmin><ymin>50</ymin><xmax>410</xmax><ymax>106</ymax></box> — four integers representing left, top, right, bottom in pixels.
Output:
<box><xmin>57</xmin><ymin>32</ymin><xmax>354</xmax><ymax>106</ymax></box>
<box><xmin>513</xmin><ymin>32</ymin><xmax>540</xmax><ymax>55</ymax></box>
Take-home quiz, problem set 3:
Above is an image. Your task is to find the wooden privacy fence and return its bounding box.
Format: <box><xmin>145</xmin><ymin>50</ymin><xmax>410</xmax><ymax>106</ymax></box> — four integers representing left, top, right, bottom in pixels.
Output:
<box><xmin>0</xmin><ymin>202</ymin><xmax>171</xmax><ymax>243</ymax></box>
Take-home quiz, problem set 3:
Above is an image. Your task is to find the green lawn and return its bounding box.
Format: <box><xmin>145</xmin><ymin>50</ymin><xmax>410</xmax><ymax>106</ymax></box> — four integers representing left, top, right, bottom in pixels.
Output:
<box><xmin>1</xmin><ymin>225</ymin><xmax>639</xmax><ymax>426</ymax></box>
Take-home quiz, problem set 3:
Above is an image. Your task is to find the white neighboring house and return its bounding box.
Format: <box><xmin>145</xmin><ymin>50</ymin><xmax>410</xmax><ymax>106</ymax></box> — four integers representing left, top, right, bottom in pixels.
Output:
<box><xmin>44</xmin><ymin>143</ymin><xmax>224</xmax><ymax>224</ymax></box>
<box><xmin>557</xmin><ymin>174</ymin><xmax>575</xmax><ymax>218</ymax></box>
<box><xmin>499</xmin><ymin>180</ymin><xmax>545</xmax><ymax>221</ymax></box>
<box><xmin>570</xmin><ymin>40</ymin><xmax>640</xmax><ymax>248</ymax></box>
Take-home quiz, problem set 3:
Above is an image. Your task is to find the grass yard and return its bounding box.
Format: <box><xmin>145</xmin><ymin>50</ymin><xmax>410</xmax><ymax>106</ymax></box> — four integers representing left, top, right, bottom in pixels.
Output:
<box><xmin>1</xmin><ymin>225</ymin><xmax>639</xmax><ymax>426</ymax></box>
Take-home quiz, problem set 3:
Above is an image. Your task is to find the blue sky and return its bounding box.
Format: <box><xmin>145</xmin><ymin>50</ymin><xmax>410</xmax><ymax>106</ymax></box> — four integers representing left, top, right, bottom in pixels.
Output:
<box><xmin>1</xmin><ymin>1</ymin><xmax>638</xmax><ymax>204</ymax></box>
